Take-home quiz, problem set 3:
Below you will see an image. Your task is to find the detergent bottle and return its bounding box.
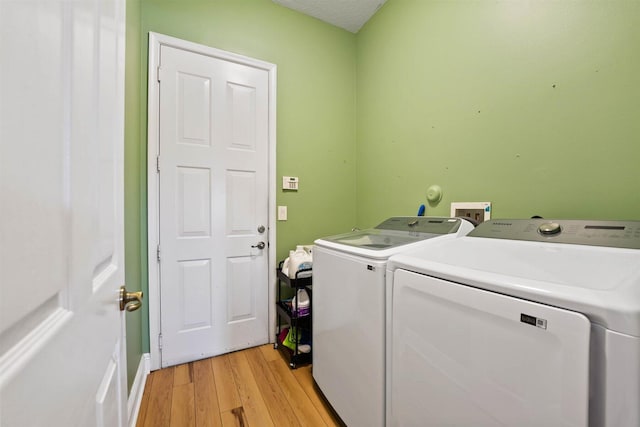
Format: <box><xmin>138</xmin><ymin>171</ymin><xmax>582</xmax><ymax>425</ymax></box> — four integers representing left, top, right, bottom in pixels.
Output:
<box><xmin>288</xmin><ymin>245</ymin><xmax>312</xmax><ymax>278</ymax></box>
<box><xmin>291</xmin><ymin>288</ymin><xmax>310</xmax><ymax>316</ymax></box>
<box><xmin>282</xmin><ymin>250</ymin><xmax>294</xmax><ymax>276</ymax></box>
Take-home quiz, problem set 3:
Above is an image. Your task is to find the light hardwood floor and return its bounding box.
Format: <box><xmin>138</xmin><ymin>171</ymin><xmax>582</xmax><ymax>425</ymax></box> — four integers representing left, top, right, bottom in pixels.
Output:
<box><xmin>136</xmin><ymin>344</ymin><xmax>344</xmax><ymax>427</ymax></box>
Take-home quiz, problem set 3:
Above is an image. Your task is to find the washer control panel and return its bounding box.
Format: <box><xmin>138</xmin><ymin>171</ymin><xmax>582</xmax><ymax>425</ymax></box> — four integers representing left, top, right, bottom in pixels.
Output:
<box><xmin>469</xmin><ymin>219</ymin><xmax>640</xmax><ymax>249</ymax></box>
<box><xmin>375</xmin><ymin>216</ymin><xmax>462</xmax><ymax>234</ymax></box>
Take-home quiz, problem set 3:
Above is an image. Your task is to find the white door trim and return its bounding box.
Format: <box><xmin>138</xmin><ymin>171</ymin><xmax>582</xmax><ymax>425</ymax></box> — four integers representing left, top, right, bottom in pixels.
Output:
<box><xmin>147</xmin><ymin>32</ymin><xmax>277</xmax><ymax>370</ymax></box>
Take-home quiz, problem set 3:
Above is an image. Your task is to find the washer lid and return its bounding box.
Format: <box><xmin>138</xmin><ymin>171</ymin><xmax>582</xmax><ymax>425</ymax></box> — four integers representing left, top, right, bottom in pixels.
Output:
<box><xmin>388</xmin><ymin>235</ymin><xmax>640</xmax><ymax>337</ymax></box>
<box><xmin>315</xmin><ymin>216</ymin><xmax>473</xmax><ymax>256</ymax></box>
<box><xmin>323</xmin><ymin>216</ymin><xmax>464</xmax><ymax>248</ymax></box>
<box><xmin>320</xmin><ymin>228</ymin><xmax>430</xmax><ymax>250</ymax></box>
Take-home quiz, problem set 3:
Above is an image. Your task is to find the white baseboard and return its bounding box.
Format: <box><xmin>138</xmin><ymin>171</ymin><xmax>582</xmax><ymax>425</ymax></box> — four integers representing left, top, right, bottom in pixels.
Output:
<box><xmin>128</xmin><ymin>353</ymin><xmax>151</xmax><ymax>427</ymax></box>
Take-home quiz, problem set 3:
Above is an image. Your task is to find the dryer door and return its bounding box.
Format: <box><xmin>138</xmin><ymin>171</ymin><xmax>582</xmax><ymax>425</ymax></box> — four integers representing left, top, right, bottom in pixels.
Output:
<box><xmin>389</xmin><ymin>269</ymin><xmax>590</xmax><ymax>427</ymax></box>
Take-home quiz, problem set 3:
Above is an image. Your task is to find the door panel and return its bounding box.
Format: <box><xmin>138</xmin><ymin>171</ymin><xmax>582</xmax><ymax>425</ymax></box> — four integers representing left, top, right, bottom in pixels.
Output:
<box><xmin>96</xmin><ymin>348</ymin><xmax>123</xmax><ymax>427</ymax></box>
<box><xmin>0</xmin><ymin>0</ymin><xmax>127</xmax><ymax>424</ymax></box>
<box><xmin>227</xmin><ymin>257</ymin><xmax>256</xmax><ymax>323</ymax></box>
<box><xmin>179</xmin><ymin>259</ymin><xmax>213</xmax><ymax>329</ymax></box>
<box><xmin>227</xmin><ymin>170</ymin><xmax>256</xmax><ymax>234</ymax></box>
<box><xmin>178</xmin><ymin>73</ymin><xmax>211</xmax><ymax>144</ymax></box>
<box><xmin>177</xmin><ymin>167</ymin><xmax>211</xmax><ymax>236</ymax></box>
<box><xmin>0</xmin><ymin>0</ymin><xmax>68</xmax><ymax>335</ymax></box>
<box><xmin>228</xmin><ymin>83</ymin><xmax>257</xmax><ymax>148</ymax></box>
<box><xmin>158</xmin><ymin>45</ymin><xmax>270</xmax><ymax>367</ymax></box>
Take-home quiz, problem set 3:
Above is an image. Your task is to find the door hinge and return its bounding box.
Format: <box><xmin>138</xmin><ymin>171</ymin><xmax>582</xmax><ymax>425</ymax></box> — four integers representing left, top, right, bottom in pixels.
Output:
<box><xmin>157</xmin><ymin>66</ymin><xmax>162</xmax><ymax>82</ymax></box>
<box><xmin>156</xmin><ymin>155</ymin><xmax>160</xmax><ymax>173</ymax></box>
<box><xmin>158</xmin><ymin>333</ymin><xmax>163</xmax><ymax>350</ymax></box>
<box><xmin>157</xmin><ymin>244</ymin><xmax>161</xmax><ymax>262</ymax></box>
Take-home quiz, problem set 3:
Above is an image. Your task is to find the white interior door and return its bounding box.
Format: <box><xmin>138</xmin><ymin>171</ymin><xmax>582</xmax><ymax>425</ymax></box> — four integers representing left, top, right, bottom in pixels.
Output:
<box><xmin>155</xmin><ymin>43</ymin><xmax>272</xmax><ymax>367</ymax></box>
<box><xmin>0</xmin><ymin>0</ymin><xmax>128</xmax><ymax>425</ymax></box>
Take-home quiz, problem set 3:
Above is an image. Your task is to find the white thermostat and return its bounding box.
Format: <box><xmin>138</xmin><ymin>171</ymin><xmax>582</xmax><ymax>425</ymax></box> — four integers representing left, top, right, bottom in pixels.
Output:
<box><xmin>282</xmin><ymin>176</ymin><xmax>299</xmax><ymax>190</ymax></box>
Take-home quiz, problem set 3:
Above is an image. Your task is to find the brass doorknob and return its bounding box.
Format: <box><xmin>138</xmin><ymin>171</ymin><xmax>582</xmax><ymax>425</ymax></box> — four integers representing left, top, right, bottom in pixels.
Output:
<box><xmin>119</xmin><ymin>286</ymin><xmax>143</xmax><ymax>312</ymax></box>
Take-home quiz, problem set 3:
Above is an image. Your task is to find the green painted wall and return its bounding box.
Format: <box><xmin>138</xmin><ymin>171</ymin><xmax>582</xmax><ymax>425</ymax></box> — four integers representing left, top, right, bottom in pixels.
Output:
<box><xmin>124</xmin><ymin>0</ymin><xmax>357</xmax><ymax>366</ymax></box>
<box><xmin>356</xmin><ymin>0</ymin><xmax>640</xmax><ymax>227</ymax></box>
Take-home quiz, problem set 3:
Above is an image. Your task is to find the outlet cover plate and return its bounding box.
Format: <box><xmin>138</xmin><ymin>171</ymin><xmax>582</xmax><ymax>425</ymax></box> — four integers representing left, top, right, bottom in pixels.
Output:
<box><xmin>451</xmin><ymin>202</ymin><xmax>491</xmax><ymax>224</ymax></box>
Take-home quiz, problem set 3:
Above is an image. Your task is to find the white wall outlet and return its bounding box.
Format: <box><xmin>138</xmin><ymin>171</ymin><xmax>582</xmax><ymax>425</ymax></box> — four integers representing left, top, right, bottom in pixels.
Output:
<box><xmin>282</xmin><ymin>176</ymin><xmax>299</xmax><ymax>190</ymax></box>
<box><xmin>451</xmin><ymin>202</ymin><xmax>491</xmax><ymax>224</ymax></box>
<box><xmin>277</xmin><ymin>205</ymin><xmax>288</xmax><ymax>221</ymax></box>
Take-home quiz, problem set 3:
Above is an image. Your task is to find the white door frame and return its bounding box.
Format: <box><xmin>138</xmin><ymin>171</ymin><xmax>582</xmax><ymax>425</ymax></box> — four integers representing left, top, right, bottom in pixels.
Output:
<box><xmin>147</xmin><ymin>32</ymin><xmax>277</xmax><ymax>370</ymax></box>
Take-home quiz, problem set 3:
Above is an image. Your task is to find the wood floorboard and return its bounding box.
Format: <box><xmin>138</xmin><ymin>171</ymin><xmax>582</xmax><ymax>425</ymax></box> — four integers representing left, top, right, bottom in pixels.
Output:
<box><xmin>141</xmin><ymin>366</ymin><xmax>175</xmax><ymax>427</ymax></box>
<box><xmin>211</xmin><ymin>355</ymin><xmax>242</xmax><ymax>412</ymax></box>
<box><xmin>193</xmin><ymin>358</ymin><xmax>223</xmax><ymax>427</ymax></box>
<box><xmin>135</xmin><ymin>369</ymin><xmax>153</xmax><ymax>426</ymax></box>
<box><xmin>291</xmin><ymin>366</ymin><xmax>343</xmax><ymax>427</ymax></box>
<box><xmin>227</xmin><ymin>351</ymin><xmax>275</xmax><ymax>427</ymax></box>
<box><xmin>170</xmin><ymin>383</ymin><xmax>195</xmax><ymax>427</ymax></box>
<box><xmin>220</xmin><ymin>407</ymin><xmax>248</xmax><ymax>427</ymax></box>
<box><xmin>259</xmin><ymin>344</ymin><xmax>279</xmax><ymax>362</ymax></box>
<box><xmin>267</xmin><ymin>358</ymin><xmax>327</xmax><ymax>426</ymax></box>
<box><xmin>174</xmin><ymin>362</ymin><xmax>193</xmax><ymax>387</ymax></box>
<box><xmin>244</xmin><ymin>347</ymin><xmax>299</xmax><ymax>427</ymax></box>
<box><xmin>137</xmin><ymin>344</ymin><xmax>342</xmax><ymax>427</ymax></box>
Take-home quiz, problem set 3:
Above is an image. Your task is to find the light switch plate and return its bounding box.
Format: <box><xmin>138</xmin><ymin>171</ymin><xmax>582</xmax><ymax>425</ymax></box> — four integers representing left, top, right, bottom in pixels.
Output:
<box><xmin>277</xmin><ymin>206</ymin><xmax>288</xmax><ymax>221</ymax></box>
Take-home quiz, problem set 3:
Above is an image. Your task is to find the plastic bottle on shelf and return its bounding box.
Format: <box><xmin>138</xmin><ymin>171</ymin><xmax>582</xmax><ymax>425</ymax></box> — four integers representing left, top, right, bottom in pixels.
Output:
<box><xmin>291</xmin><ymin>288</ymin><xmax>310</xmax><ymax>316</ymax></box>
<box><xmin>282</xmin><ymin>250</ymin><xmax>294</xmax><ymax>276</ymax></box>
<box><xmin>288</xmin><ymin>246</ymin><xmax>312</xmax><ymax>278</ymax></box>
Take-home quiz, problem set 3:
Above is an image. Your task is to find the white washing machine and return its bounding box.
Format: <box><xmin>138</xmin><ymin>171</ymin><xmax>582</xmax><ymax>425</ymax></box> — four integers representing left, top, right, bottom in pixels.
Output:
<box><xmin>313</xmin><ymin>216</ymin><xmax>475</xmax><ymax>427</ymax></box>
<box><xmin>386</xmin><ymin>218</ymin><xmax>640</xmax><ymax>427</ymax></box>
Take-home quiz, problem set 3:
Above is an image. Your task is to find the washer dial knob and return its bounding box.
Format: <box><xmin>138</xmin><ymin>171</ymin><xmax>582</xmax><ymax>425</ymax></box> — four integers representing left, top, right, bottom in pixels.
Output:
<box><xmin>538</xmin><ymin>222</ymin><xmax>562</xmax><ymax>236</ymax></box>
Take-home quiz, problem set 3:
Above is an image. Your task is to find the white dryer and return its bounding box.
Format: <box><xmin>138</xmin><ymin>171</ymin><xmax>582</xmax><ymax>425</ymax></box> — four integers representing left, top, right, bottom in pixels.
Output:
<box><xmin>313</xmin><ymin>216</ymin><xmax>475</xmax><ymax>427</ymax></box>
<box><xmin>386</xmin><ymin>219</ymin><xmax>640</xmax><ymax>427</ymax></box>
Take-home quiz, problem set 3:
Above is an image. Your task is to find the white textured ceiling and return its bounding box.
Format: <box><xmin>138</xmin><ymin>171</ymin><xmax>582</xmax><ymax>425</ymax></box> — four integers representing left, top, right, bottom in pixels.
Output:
<box><xmin>273</xmin><ymin>0</ymin><xmax>387</xmax><ymax>33</ymax></box>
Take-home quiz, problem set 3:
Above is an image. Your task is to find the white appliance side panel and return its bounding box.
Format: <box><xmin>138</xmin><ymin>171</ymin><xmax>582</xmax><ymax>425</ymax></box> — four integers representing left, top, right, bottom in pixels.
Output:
<box><xmin>601</xmin><ymin>328</ymin><xmax>640</xmax><ymax>426</ymax></box>
<box><xmin>390</xmin><ymin>269</ymin><xmax>590</xmax><ymax>427</ymax></box>
<box><xmin>312</xmin><ymin>246</ymin><xmax>386</xmax><ymax>427</ymax></box>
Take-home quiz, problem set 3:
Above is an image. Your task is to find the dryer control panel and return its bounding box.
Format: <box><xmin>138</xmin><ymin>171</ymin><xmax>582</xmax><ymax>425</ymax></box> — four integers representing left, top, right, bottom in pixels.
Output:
<box><xmin>469</xmin><ymin>219</ymin><xmax>640</xmax><ymax>249</ymax></box>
